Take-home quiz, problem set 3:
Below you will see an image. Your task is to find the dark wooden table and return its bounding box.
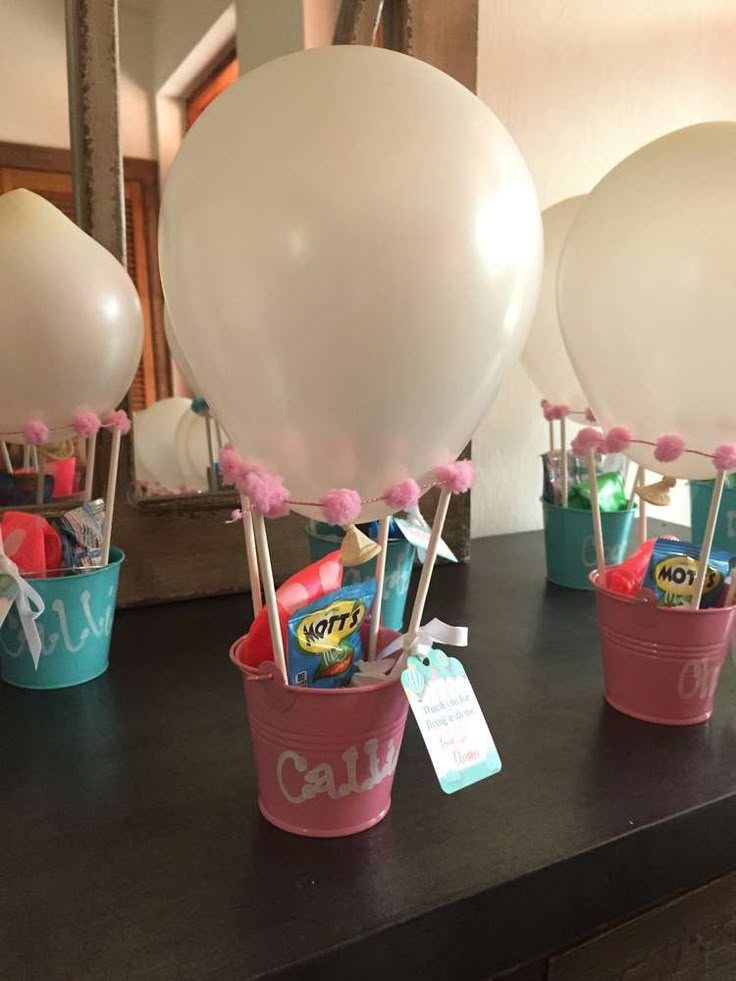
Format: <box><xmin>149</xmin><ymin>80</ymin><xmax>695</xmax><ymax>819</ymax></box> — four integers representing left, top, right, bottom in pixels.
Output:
<box><xmin>3</xmin><ymin>532</ymin><xmax>736</xmax><ymax>981</ymax></box>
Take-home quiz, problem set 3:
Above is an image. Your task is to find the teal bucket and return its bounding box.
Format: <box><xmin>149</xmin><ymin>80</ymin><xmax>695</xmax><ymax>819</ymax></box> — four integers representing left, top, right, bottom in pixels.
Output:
<box><xmin>690</xmin><ymin>480</ymin><xmax>736</xmax><ymax>553</ymax></box>
<box><xmin>306</xmin><ymin>528</ymin><xmax>415</xmax><ymax>631</ymax></box>
<box><xmin>542</xmin><ymin>501</ymin><xmax>635</xmax><ymax>590</ymax></box>
<box><xmin>0</xmin><ymin>547</ymin><xmax>124</xmax><ymax>690</ymax></box>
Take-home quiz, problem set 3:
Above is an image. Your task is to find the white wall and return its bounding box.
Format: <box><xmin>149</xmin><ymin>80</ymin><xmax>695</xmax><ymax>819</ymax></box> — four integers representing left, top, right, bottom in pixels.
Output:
<box><xmin>237</xmin><ymin>0</ymin><xmax>303</xmax><ymax>72</ymax></box>
<box><xmin>472</xmin><ymin>0</ymin><xmax>736</xmax><ymax>537</ymax></box>
<box><xmin>0</xmin><ymin>0</ymin><xmax>156</xmax><ymax>159</ymax></box>
<box><xmin>302</xmin><ymin>0</ymin><xmax>341</xmax><ymax>49</ymax></box>
<box><xmin>153</xmin><ymin>0</ymin><xmax>232</xmax><ymax>90</ymax></box>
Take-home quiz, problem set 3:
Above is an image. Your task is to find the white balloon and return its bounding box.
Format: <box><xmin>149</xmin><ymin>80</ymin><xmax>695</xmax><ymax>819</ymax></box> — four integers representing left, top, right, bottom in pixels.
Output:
<box><xmin>522</xmin><ymin>196</ymin><xmax>587</xmax><ymax>409</ymax></box>
<box><xmin>164</xmin><ymin>307</ymin><xmax>200</xmax><ymax>396</ymax></box>
<box><xmin>0</xmin><ymin>190</ymin><xmax>143</xmax><ymax>439</ymax></box>
<box><xmin>175</xmin><ymin>408</ymin><xmax>210</xmax><ymax>492</ymax></box>
<box><xmin>133</xmin><ymin>397</ymin><xmax>192</xmax><ymax>492</ymax></box>
<box><xmin>160</xmin><ymin>46</ymin><xmax>542</xmax><ymax>519</ymax></box>
<box><xmin>558</xmin><ymin>122</ymin><xmax>736</xmax><ymax>479</ymax></box>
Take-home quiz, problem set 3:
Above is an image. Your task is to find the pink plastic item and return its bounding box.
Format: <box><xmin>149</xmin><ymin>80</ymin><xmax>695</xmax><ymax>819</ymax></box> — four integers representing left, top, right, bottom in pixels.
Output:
<box><xmin>230</xmin><ymin>626</ymin><xmax>409</xmax><ymax>837</ymax></box>
<box><xmin>46</xmin><ymin>457</ymin><xmax>76</xmax><ymax>499</ymax></box>
<box><xmin>604</xmin><ymin>539</ymin><xmax>657</xmax><ymax>596</ymax></box>
<box><xmin>591</xmin><ymin>571</ymin><xmax>736</xmax><ymax>725</ymax></box>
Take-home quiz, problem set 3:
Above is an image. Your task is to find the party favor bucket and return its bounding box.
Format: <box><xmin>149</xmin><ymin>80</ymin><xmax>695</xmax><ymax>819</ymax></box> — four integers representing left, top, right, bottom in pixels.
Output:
<box><xmin>306</xmin><ymin>526</ymin><xmax>415</xmax><ymax>630</ymax></box>
<box><xmin>690</xmin><ymin>479</ymin><xmax>736</xmax><ymax>552</ymax></box>
<box><xmin>230</xmin><ymin>629</ymin><xmax>409</xmax><ymax>837</ymax></box>
<box><xmin>542</xmin><ymin>500</ymin><xmax>635</xmax><ymax>590</ymax></box>
<box><xmin>591</xmin><ymin>571</ymin><xmax>736</xmax><ymax>725</ymax></box>
<box><xmin>0</xmin><ymin>548</ymin><xmax>124</xmax><ymax>690</ymax></box>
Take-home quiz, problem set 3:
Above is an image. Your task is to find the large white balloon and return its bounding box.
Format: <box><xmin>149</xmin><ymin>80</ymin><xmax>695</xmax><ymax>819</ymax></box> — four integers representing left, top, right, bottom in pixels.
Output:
<box><xmin>160</xmin><ymin>46</ymin><xmax>542</xmax><ymax>519</ymax></box>
<box><xmin>558</xmin><ymin>123</ymin><xmax>736</xmax><ymax>479</ymax></box>
<box><xmin>0</xmin><ymin>190</ymin><xmax>143</xmax><ymax>439</ymax></box>
<box><xmin>522</xmin><ymin>196</ymin><xmax>587</xmax><ymax>408</ymax></box>
<box><xmin>164</xmin><ymin>307</ymin><xmax>200</xmax><ymax>395</ymax></box>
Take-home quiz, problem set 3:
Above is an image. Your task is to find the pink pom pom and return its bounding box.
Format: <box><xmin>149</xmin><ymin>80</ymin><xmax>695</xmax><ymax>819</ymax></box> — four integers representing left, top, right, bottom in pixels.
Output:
<box><xmin>603</xmin><ymin>426</ymin><xmax>632</xmax><ymax>453</ymax></box>
<box><xmin>219</xmin><ymin>445</ymin><xmax>242</xmax><ymax>485</ymax></box>
<box><xmin>383</xmin><ymin>478</ymin><xmax>420</xmax><ymax>511</ymax></box>
<box><xmin>23</xmin><ymin>419</ymin><xmax>49</xmax><ymax>445</ymax></box>
<box><xmin>244</xmin><ymin>470</ymin><xmax>290</xmax><ymax>518</ymax></box>
<box><xmin>571</xmin><ymin>427</ymin><xmax>605</xmax><ymax>457</ymax></box>
<box><xmin>713</xmin><ymin>443</ymin><xmax>736</xmax><ymax>473</ymax></box>
<box><xmin>585</xmin><ymin>408</ymin><xmax>597</xmax><ymax>423</ymax></box>
<box><xmin>319</xmin><ymin>488</ymin><xmax>362</xmax><ymax>525</ymax></box>
<box><xmin>542</xmin><ymin>402</ymin><xmax>571</xmax><ymax>422</ymax></box>
<box><xmin>73</xmin><ymin>411</ymin><xmax>101</xmax><ymax>438</ymax></box>
<box><xmin>102</xmin><ymin>409</ymin><xmax>131</xmax><ymax>435</ymax></box>
<box><xmin>654</xmin><ymin>434</ymin><xmax>685</xmax><ymax>463</ymax></box>
<box><xmin>435</xmin><ymin>460</ymin><xmax>476</xmax><ymax>494</ymax></box>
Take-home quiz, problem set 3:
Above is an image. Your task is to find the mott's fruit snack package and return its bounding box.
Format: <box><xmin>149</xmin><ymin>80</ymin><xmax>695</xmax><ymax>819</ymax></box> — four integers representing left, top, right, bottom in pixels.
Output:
<box><xmin>643</xmin><ymin>538</ymin><xmax>732</xmax><ymax>609</ymax></box>
<box><xmin>287</xmin><ymin>580</ymin><xmax>377</xmax><ymax>688</ymax></box>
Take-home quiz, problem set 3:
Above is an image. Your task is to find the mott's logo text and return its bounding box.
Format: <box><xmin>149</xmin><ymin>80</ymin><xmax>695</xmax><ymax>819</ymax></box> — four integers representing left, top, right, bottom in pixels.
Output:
<box><xmin>654</xmin><ymin>556</ymin><xmax>722</xmax><ymax>597</ymax></box>
<box><xmin>297</xmin><ymin>600</ymin><xmax>366</xmax><ymax>652</ymax></box>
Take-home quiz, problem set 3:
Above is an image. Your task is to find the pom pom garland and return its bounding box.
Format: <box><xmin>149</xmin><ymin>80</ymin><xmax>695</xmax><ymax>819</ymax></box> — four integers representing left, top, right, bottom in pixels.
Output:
<box><xmin>319</xmin><ymin>488</ymin><xmax>362</xmax><ymax>525</ymax></box>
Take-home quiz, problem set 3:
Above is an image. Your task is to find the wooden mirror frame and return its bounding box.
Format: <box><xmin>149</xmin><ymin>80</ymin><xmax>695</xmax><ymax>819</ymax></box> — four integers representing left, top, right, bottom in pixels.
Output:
<box><xmin>63</xmin><ymin>0</ymin><xmax>477</xmax><ymax>605</ymax></box>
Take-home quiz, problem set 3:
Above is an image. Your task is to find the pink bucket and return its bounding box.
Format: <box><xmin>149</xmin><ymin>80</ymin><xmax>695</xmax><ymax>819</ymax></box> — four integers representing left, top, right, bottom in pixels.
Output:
<box><xmin>230</xmin><ymin>629</ymin><xmax>409</xmax><ymax>837</ymax></box>
<box><xmin>591</xmin><ymin>571</ymin><xmax>736</xmax><ymax>725</ymax></box>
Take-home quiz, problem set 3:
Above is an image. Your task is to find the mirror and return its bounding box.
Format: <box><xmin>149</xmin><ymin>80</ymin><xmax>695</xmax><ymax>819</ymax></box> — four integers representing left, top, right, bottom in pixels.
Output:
<box><xmin>127</xmin><ymin>2</ymin><xmax>392</xmax><ymax>505</ymax></box>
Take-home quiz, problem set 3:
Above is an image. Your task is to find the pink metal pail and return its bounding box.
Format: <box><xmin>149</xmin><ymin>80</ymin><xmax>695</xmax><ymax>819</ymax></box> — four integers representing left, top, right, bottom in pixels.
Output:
<box><xmin>230</xmin><ymin>629</ymin><xmax>409</xmax><ymax>837</ymax></box>
<box><xmin>591</xmin><ymin>571</ymin><xmax>736</xmax><ymax>725</ymax></box>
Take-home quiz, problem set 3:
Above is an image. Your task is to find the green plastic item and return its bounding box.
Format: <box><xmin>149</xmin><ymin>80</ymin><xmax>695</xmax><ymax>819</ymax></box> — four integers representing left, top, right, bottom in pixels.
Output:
<box><xmin>567</xmin><ymin>472</ymin><xmax>627</xmax><ymax>512</ymax></box>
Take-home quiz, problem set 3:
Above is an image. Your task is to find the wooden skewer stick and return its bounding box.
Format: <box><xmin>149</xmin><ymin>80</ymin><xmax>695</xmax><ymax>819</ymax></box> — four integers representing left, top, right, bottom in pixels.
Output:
<box><xmin>691</xmin><ymin>470</ymin><xmax>726</xmax><ymax>610</ymax></box>
<box><xmin>586</xmin><ymin>448</ymin><xmax>607</xmax><ymax>587</ymax></box>
<box><xmin>252</xmin><ymin>511</ymin><xmax>288</xmax><ymax>684</ymax></box>
<box><xmin>560</xmin><ymin>416</ymin><xmax>568</xmax><ymax>508</ymax></box>
<box><xmin>84</xmin><ymin>433</ymin><xmax>97</xmax><ymax>502</ymax></box>
<box><xmin>367</xmin><ymin>516</ymin><xmax>390</xmax><ymax>661</ymax></box>
<box><xmin>35</xmin><ymin>449</ymin><xmax>45</xmax><ymax>505</ymax></box>
<box><xmin>204</xmin><ymin>414</ymin><xmax>217</xmax><ymax>491</ymax></box>
<box><xmin>638</xmin><ymin>468</ymin><xmax>647</xmax><ymax>546</ymax></box>
<box><xmin>100</xmin><ymin>429</ymin><xmax>121</xmax><ymax>565</ymax></box>
<box><xmin>239</xmin><ymin>495</ymin><xmax>263</xmax><ymax>618</ymax></box>
<box><xmin>1</xmin><ymin>442</ymin><xmax>13</xmax><ymax>474</ymax></box>
<box><xmin>406</xmin><ymin>488</ymin><xmax>452</xmax><ymax>645</ymax></box>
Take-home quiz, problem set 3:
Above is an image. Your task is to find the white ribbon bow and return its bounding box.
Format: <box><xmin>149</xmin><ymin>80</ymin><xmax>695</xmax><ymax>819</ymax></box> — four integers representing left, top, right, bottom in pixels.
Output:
<box><xmin>0</xmin><ymin>555</ymin><xmax>45</xmax><ymax>669</ymax></box>
<box><xmin>379</xmin><ymin>617</ymin><xmax>468</xmax><ymax>663</ymax></box>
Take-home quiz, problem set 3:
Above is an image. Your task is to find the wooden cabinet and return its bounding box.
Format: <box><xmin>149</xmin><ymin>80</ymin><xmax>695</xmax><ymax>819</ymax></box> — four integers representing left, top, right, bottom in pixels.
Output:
<box><xmin>493</xmin><ymin>873</ymin><xmax>736</xmax><ymax>981</ymax></box>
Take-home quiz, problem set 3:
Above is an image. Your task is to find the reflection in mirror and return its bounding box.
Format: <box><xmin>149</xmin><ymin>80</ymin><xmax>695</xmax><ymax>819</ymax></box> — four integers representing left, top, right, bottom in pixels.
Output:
<box><xmin>130</xmin><ymin>47</ymin><xmax>241</xmax><ymax>503</ymax></box>
<box><xmin>133</xmin><ymin>394</ymin><xmax>229</xmax><ymax>498</ymax></box>
<box><xmin>0</xmin><ymin>438</ymin><xmax>90</xmax><ymax>510</ymax></box>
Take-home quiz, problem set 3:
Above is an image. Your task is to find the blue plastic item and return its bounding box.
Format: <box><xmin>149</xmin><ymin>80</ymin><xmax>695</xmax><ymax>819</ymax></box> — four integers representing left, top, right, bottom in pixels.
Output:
<box><xmin>306</xmin><ymin>527</ymin><xmax>415</xmax><ymax>631</ymax></box>
<box><xmin>0</xmin><ymin>547</ymin><xmax>124</xmax><ymax>689</ymax></box>
<box><xmin>542</xmin><ymin>501</ymin><xmax>635</xmax><ymax>590</ymax></box>
<box><xmin>690</xmin><ymin>480</ymin><xmax>736</xmax><ymax>553</ymax></box>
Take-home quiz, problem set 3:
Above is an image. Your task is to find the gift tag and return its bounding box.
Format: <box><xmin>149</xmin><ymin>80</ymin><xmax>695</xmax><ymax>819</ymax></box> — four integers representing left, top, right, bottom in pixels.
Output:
<box><xmin>394</xmin><ymin>508</ymin><xmax>457</xmax><ymax>563</ymax></box>
<box><xmin>401</xmin><ymin>648</ymin><xmax>501</xmax><ymax>793</ymax></box>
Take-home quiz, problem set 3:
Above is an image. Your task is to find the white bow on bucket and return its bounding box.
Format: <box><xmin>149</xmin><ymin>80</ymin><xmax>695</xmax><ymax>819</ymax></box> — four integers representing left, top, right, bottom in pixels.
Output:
<box><xmin>0</xmin><ymin>554</ymin><xmax>45</xmax><ymax>668</ymax></box>
<box><xmin>380</xmin><ymin>617</ymin><xmax>468</xmax><ymax>673</ymax></box>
